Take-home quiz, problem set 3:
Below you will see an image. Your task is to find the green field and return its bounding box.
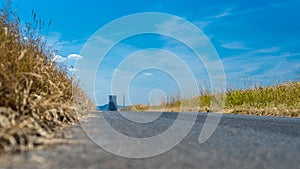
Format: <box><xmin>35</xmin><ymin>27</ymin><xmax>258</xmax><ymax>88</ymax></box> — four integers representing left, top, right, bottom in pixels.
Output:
<box><xmin>126</xmin><ymin>81</ymin><xmax>300</xmax><ymax>117</ymax></box>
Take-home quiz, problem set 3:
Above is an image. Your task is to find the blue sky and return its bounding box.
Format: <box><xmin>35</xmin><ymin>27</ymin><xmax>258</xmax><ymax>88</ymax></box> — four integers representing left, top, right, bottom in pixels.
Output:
<box><xmin>11</xmin><ymin>0</ymin><xmax>300</xmax><ymax>105</ymax></box>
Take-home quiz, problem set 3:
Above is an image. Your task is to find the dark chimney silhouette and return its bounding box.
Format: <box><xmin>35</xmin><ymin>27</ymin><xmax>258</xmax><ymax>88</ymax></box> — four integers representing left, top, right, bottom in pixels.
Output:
<box><xmin>108</xmin><ymin>95</ymin><xmax>117</xmax><ymax>111</ymax></box>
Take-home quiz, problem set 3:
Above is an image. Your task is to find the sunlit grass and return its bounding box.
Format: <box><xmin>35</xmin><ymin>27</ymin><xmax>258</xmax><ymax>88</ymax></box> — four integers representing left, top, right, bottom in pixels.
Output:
<box><xmin>129</xmin><ymin>81</ymin><xmax>299</xmax><ymax>117</ymax></box>
<box><xmin>224</xmin><ymin>81</ymin><xmax>300</xmax><ymax>117</ymax></box>
<box><xmin>0</xmin><ymin>5</ymin><xmax>94</xmax><ymax>152</ymax></box>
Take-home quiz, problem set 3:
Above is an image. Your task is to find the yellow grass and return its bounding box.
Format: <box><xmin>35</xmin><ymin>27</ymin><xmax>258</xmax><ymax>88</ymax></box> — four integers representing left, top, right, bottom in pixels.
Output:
<box><xmin>0</xmin><ymin>4</ymin><xmax>94</xmax><ymax>152</ymax></box>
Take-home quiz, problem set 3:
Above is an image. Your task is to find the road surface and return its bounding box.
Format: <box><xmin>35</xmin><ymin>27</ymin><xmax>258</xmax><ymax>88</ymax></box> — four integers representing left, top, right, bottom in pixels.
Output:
<box><xmin>1</xmin><ymin>111</ymin><xmax>300</xmax><ymax>169</ymax></box>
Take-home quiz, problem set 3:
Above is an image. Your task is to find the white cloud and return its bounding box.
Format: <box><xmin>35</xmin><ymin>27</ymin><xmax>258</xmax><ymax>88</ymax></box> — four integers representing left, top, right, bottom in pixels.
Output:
<box><xmin>156</xmin><ymin>16</ymin><xmax>211</xmax><ymax>47</ymax></box>
<box><xmin>214</xmin><ymin>11</ymin><xmax>231</xmax><ymax>18</ymax></box>
<box><xmin>193</xmin><ymin>20</ymin><xmax>212</xmax><ymax>30</ymax></box>
<box><xmin>67</xmin><ymin>54</ymin><xmax>84</xmax><ymax>59</ymax></box>
<box><xmin>221</xmin><ymin>47</ymin><xmax>300</xmax><ymax>80</ymax></box>
<box><xmin>52</xmin><ymin>53</ymin><xmax>84</xmax><ymax>63</ymax></box>
<box><xmin>192</xmin><ymin>8</ymin><xmax>233</xmax><ymax>30</ymax></box>
<box><xmin>280</xmin><ymin>52</ymin><xmax>300</xmax><ymax>58</ymax></box>
<box><xmin>255</xmin><ymin>47</ymin><xmax>280</xmax><ymax>53</ymax></box>
<box><xmin>52</xmin><ymin>55</ymin><xmax>66</xmax><ymax>62</ymax></box>
<box><xmin>221</xmin><ymin>41</ymin><xmax>251</xmax><ymax>50</ymax></box>
<box><xmin>206</xmin><ymin>8</ymin><xmax>233</xmax><ymax>20</ymax></box>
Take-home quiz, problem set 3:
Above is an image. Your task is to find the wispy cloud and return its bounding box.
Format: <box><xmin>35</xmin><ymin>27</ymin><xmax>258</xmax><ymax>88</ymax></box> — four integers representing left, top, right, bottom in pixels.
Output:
<box><xmin>52</xmin><ymin>53</ymin><xmax>84</xmax><ymax>62</ymax></box>
<box><xmin>221</xmin><ymin>41</ymin><xmax>251</xmax><ymax>50</ymax></box>
<box><xmin>156</xmin><ymin>16</ymin><xmax>212</xmax><ymax>47</ymax></box>
<box><xmin>280</xmin><ymin>52</ymin><xmax>300</xmax><ymax>58</ymax></box>
<box><xmin>193</xmin><ymin>8</ymin><xmax>233</xmax><ymax>30</ymax></box>
<box><xmin>44</xmin><ymin>32</ymin><xmax>62</xmax><ymax>49</ymax></box>
<box><xmin>210</xmin><ymin>8</ymin><xmax>233</xmax><ymax>19</ymax></box>
<box><xmin>254</xmin><ymin>47</ymin><xmax>281</xmax><ymax>53</ymax></box>
<box><xmin>45</xmin><ymin>32</ymin><xmax>88</xmax><ymax>57</ymax></box>
<box><xmin>222</xmin><ymin>47</ymin><xmax>299</xmax><ymax>81</ymax></box>
<box><xmin>193</xmin><ymin>20</ymin><xmax>212</xmax><ymax>30</ymax></box>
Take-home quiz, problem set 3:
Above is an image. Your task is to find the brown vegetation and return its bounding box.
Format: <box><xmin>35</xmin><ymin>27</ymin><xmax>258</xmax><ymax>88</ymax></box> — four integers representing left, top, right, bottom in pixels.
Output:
<box><xmin>0</xmin><ymin>6</ymin><xmax>94</xmax><ymax>152</ymax></box>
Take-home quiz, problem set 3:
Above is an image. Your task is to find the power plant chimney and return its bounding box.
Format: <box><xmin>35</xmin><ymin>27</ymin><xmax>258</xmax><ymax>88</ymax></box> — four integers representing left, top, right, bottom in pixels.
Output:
<box><xmin>108</xmin><ymin>95</ymin><xmax>117</xmax><ymax>111</ymax></box>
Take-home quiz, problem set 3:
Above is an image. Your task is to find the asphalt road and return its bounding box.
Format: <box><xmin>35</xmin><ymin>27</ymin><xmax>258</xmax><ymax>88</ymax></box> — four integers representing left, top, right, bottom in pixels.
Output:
<box><xmin>1</xmin><ymin>111</ymin><xmax>300</xmax><ymax>169</ymax></box>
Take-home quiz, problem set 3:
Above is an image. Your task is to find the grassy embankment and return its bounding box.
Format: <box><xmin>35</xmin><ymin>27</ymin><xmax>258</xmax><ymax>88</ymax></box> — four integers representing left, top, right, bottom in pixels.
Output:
<box><xmin>0</xmin><ymin>7</ymin><xmax>94</xmax><ymax>152</ymax></box>
<box><xmin>125</xmin><ymin>80</ymin><xmax>300</xmax><ymax>117</ymax></box>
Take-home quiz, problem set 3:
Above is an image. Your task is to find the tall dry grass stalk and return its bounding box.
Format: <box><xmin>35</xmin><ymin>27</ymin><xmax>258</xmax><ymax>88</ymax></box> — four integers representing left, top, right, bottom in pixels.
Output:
<box><xmin>0</xmin><ymin>4</ymin><xmax>94</xmax><ymax>152</ymax></box>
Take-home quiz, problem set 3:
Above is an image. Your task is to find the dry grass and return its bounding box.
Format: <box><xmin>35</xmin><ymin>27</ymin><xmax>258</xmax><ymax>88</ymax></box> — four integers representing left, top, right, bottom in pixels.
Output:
<box><xmin>0</xmin><ymin>5</ymin><xmax>94</xmax><ymax>152</ymax></box>
<box><xmin>122</xmin><ymin>104</ymin><xmax>150</xmax><ymax>112</ymax></box>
